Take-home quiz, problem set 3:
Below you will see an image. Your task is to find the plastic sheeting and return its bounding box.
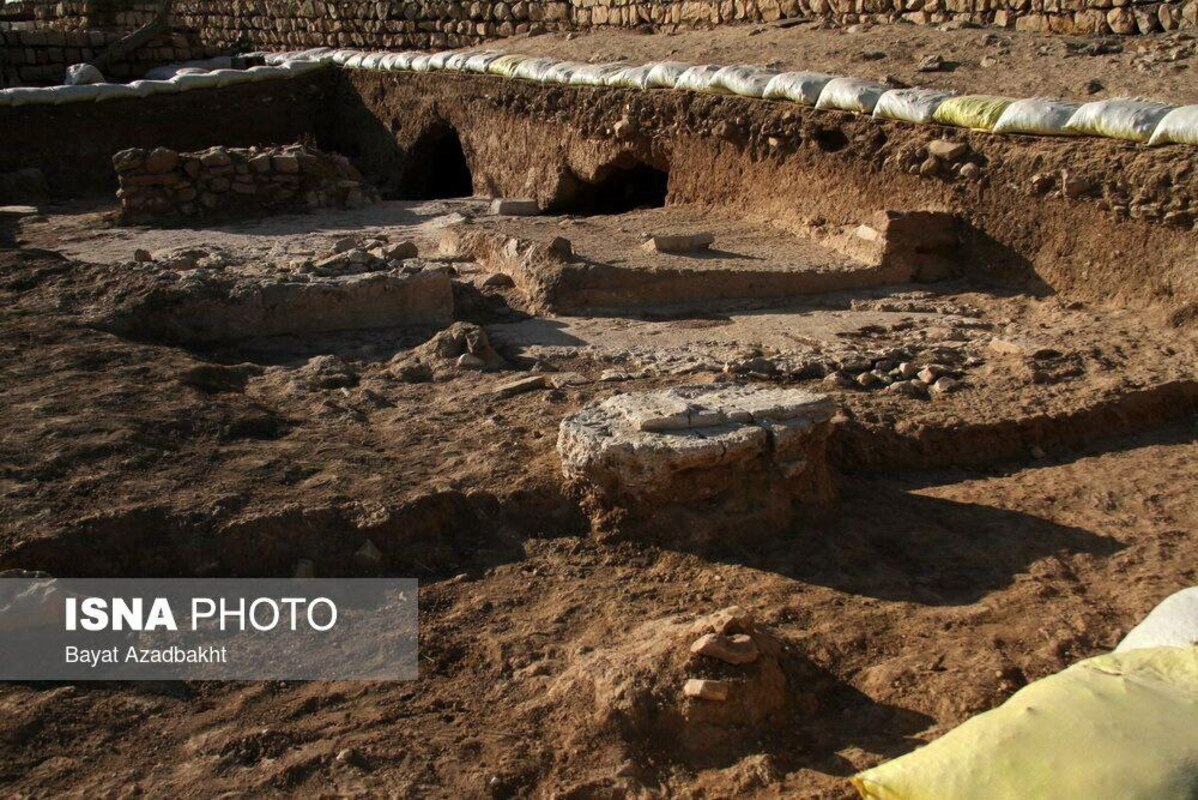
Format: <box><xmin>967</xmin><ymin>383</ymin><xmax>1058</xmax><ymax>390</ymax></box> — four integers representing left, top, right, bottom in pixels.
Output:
<box><xmin>992</xmin><ymin>97</ymin><xmax>1081</xmax><ymax>136</ymax></box>
<box><xmin>1066</xmin><ymin>97</ymin><xmax>1176</xmax><ymax>142</ymax></box>
<box><xmin>815</xmin><ymin>77</ymin><xmax>889</xmax><ymax>114</ymax></box>
<box><xmin>873</xmin><ymin>88</ymin><xmax>955</xmax><ymax>124</ymax></box>
<box><xmin>853</xmin><ymin>647</ymin><xmax>1198</xmax><ymax>800</ymax></box>
<box><xmin>1117</xmin><ymin>588</ymin><xmax>1198</xmax><ymax>651</ymax></box>
<box><xmin>932</xmin><ymin>95</ymin><xmax>1015</xmax><ymax>131</ymax></box>
<box><xmin>712</xmin><ymin>65</ymin><xmax>780</xmax><ymax>98</ymax></box>
<box><xmin>762</xmin><ymin>71</ymin><xmax>837</xmax><ymax>106</ymax></box>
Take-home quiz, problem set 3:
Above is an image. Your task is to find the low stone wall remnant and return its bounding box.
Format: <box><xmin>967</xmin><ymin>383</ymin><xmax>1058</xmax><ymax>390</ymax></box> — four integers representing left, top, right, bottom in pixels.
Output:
<box><xmin>113</xmin><ymin>143</ymin><xmax>379</xmax><ymax>220</ymax></box>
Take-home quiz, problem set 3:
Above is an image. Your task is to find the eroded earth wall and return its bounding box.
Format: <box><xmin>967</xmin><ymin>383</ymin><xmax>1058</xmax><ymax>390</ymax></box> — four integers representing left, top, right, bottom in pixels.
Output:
<box><xmin>325</xmin><ymin>69</ymin><xmax>1198</xmax><ymax>317</ymax></box>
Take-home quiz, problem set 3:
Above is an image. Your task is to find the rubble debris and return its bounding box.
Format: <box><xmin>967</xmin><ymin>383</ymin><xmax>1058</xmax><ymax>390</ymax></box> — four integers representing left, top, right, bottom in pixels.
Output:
<box><xmin>690</xmin><ymin>633</ymin><xmax>761</xmax><ymax>665</ymax></box>
<box><xmin>490</xmin><ymin>198</ymin><xmax>540</xmax><ymax>216</ymax></box>
<box><xmin>683</xmin><ymin>679</ymin><xmax>730</xmax><ymax>701</ymax></box>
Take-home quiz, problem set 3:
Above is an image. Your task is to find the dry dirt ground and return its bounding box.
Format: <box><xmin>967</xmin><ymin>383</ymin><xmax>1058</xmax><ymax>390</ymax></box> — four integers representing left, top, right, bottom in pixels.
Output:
<box><xmin>0</xmin><ymin>192</ymin><xmax>1196</xmax><ymax>798</ymax></box>
<box><xmin>492</xmin><ymin>24</ymin><xmax>1198</xmax><ymax>104</ymax></box>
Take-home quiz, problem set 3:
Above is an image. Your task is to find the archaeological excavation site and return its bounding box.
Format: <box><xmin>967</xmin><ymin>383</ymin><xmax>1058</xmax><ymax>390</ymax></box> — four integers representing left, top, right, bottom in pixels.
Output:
<box><xmin>2</xmin><ymin>0</ymin><xmax>1198</xmax><ymax>793</ymax></box>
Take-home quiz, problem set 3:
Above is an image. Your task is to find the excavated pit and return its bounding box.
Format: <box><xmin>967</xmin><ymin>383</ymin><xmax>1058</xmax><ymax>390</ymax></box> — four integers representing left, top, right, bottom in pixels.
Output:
<box><xmin>1</xmin><ymin>58</ymin><xmax>1197</xmax><ymax>800</ymax></box>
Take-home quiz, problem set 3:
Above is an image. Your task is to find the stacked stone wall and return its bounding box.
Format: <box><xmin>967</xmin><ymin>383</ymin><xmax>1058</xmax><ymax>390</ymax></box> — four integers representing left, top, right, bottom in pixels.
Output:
<box><xmin>113</xmin><ymin>143</ymin><xmax>378</xmax><ymax>219</ymax></box>
<box><xmin>15</xmin><ymin>0</ymin><xmax>1197</xmax><ymax>56</ymax></box>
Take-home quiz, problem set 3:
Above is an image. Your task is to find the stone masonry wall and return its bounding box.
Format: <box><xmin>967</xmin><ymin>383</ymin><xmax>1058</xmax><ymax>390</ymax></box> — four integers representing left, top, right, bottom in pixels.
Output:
<box><xmin>0</xmin><ymin>25</ymin><xmax>218</xmax><ymax>86</ymax></box>
<box><xmin>113</xmin><ymin>143</ymin><xmax>379</xmax><ymax>219</ymax></box>
<box><xmin>17</xmin><ymin>0</ymin><xmax>1198</xmax><ymax>54</ymax></box>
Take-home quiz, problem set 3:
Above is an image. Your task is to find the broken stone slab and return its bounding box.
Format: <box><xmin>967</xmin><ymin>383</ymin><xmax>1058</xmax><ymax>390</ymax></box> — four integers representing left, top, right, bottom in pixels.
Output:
<box><xmin>683</xmin><ymin>678</ymin><xmax>730</xmax><ymax>701</ymax></box>
<box><xmin>927</xmin><ymin>139</ymin><xmax>970</xmax><ymax>161</ymax></box>
<box><xmin>690</xmin><ymin>633</ymin><xmax>760</xmax><ymax>665</ymax></box>
<box><xmin>490</xmin><ymin>374</ymin><xmax>547</xmax><ymax>398</ymax></box>
<box><xmin>641</xmin><ymin>232</ymin><xmax>716</xmax><ymax>254</ymax></box>
<box><xmin>490</xmin><ymin>198</ymin><xmax>540</xmax><ymax>216</ymax></box>
<box><xmin>692</xmin><ymin>606</ymin><xmax>756</xmax><ymax>637</ymax></box>
<box><xmin>372</xmin><ymin>240</ymin><xmax>419</xmax><ymax>260</ymax></box>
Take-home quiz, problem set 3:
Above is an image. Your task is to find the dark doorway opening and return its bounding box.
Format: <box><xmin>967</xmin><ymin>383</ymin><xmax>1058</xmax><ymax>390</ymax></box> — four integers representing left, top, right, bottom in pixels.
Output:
<box><xmin>400</xmin><ymin>125</ymin><xmax>473</xmax><ymax>200</ymax></box>
<box><xmin>553</xmin><ymin>161</ymin><xmax>669</xmax><ymax>215</ymax></box>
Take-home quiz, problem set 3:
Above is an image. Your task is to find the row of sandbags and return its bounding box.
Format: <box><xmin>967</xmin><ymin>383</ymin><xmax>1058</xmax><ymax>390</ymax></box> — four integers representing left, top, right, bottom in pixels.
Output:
<box><xmin>265</xmin><ymin>46</ymin><xmax>1198</xmax><ymax>147</ymax></box>
<box><xmin>0</xmin><ymin>59</ymin><xmax>327</xmax><ymax>107</ymax></box>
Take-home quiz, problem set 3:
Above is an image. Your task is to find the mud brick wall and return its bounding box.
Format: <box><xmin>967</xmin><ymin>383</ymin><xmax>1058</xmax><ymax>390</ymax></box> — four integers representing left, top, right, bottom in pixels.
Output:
<box><xmin>17</xmin><ymin>0</ymin><xmax>1198</xmax><ymax>52</ymax></box>
<box><xmin>113</xmin><ymin>143</ymin><xmax>379</xmax><ymax>219</ymax></box>
<box><xmin>0</xmin><ymin>26</ymin><xmax>217</xmax><ymax>86</ymax></box>
<box><xmin>0</xmin><ymin>72</ymin><xmax>331</xmax><ymax>195</ymax></box>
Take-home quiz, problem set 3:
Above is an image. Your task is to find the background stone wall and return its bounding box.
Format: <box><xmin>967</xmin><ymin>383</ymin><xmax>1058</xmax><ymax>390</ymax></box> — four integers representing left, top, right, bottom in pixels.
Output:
<box><xmin>13</xmin><ymin>0</ymin><xmax>1198</xmax><ymax>55</ymax></box>
<box><xmin>0</xmin><ymin>21</ymin><xmax>217</xmax><ymax>86</ymax></box>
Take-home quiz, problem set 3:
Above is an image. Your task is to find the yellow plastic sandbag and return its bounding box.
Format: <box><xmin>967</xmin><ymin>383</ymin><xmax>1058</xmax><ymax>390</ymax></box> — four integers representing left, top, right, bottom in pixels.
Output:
<box><xmin>852</xmin><ymin>647</ymin><xmax>1198</xmax><ymax>800</ymax></box>
<box><xmin>932</xmin><ymin>95</ymin><xmax>1015</xmax><ymax>131</ymax></box>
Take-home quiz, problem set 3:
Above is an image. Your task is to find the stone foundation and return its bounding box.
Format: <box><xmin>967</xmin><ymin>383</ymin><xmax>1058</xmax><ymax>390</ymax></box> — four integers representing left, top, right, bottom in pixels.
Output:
<box><xmin>558</xmin><ymin>385</ymin><xmax>836</xmax><ymax>544</ymax></box>
<box><xmin>113</xmin><ymin>143</ymin><xmax>379</xmax><ymax>220</ymax></box>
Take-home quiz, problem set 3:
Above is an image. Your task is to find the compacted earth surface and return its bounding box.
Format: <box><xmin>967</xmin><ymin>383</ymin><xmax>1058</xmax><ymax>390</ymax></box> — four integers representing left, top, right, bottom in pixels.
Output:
<box><xmin>0</xmin><ymin>182</ymin><xmax>1195</xmax><ymax>796</ymax></box>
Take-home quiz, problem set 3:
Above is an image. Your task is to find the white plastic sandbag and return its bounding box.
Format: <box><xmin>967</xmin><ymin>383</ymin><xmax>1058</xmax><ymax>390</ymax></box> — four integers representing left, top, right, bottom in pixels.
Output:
<box><xmin>359</xmin><ymin>52</ymin><xmax>388</xmax><ymax>69</ymax></box>
<box><xmin>94</xmin><ymin>83</ymin><xmax>141</xmax><ymax>101</ymax></box>
<box><xmin>330</xmin><ymin>49</ymin><xmax>360</xmax><ymax>66</ymax></box>
<box><xmin>568</xmin><ymin>63</ymin><xmax>626</xmax><ymax>87</ymax></box>
<box><xmin>65</xmin><ymin>63</ymin><xmax>104</xmax><ymax>85</ymax></box>
<box><xmin>645</xmin><ymin>61</ymin><xmax>690</xmax><ymax>89</ymax></box>
<box><xmin>1117</xmin><ymin>587</ymin><xmax>1198</xmax><ymax>652</ymax></box>
<box><xmin>673</xmin><ymin>65</ymin><xmax>724</xmax><ymax>94</ymax></box>
<box><xmin>427</xmin><ymin>51</ymin><xmax>457</xmax><ymax>70</ymax></box>
<box><xmin>542</xmin><ymin>61</ymin><xmax>584</xmax><ymax>84</ymax></box>
<box><xmin>7</xmin><ymin>87</ymin><xmax>57</xmax><ymax>106</ymax></box>
<box><xmin>712</xmin><ymin>65</ymin><xmax>779</xmax><ymax>98</ymax></box>
<box><xmin>512</xmin><ymin>57</ymin><xmax>559</xmax><ymax>82</ymax></box>
<box><xmin>127</xmin><ymin>79</ymin><xmax>179</xmax><ymax>97</ymax></box>
<box><xmin>51</xmin><ymin>84</ymin><xmax>102</xmax><ymax>103</ymax></box>
<box><xmin>462</xmin><ymin>51</ymin><xmax>502</xmax><ymax>73</ymax></box>
<box><xmin>343</xmin><ymin>52</ymin><xmax>366</xmax><ymax>69</ymax></box>
<box><xmin>410</xmin><ymin>54</ymin><xmax>433</xmax><ymax>72</ymax></box>
<box><xmin>606</xmin><ymin>65</ymin><xmax>654</xmax><ymax>90</ymax></box>
<box><xmin>486</xmin><ymin>54</ymin><xmax>527</xmax><ymax>78</ymax></box>
<box><xmin>170</xmin><ymin>71</ymin><xmax>221</xmax><ymax>91</ymax></box>
<box><xmin>873</xmin><ymin>87</ymin><xmax>955</xmax><ymax>124</ymax></box>
<box><xmin>991</xmin><ymin>97</ymin><xmax>1080</xmax><ymax>136</ymax></box>
<box><xmin>815</xmin><ymin>77</ymin><xmax>889</xmax><ymax>114</ymax></box>
<box><xmin>244</xmin><ymin>65</ymin><xmax>289</xmax><ymax>82</ymax></box>
<box><xmin>443</xmin><ymin>52</ymin><xmax>474</xmax><ymax>71</ymax></box>
<box><xmin>1148</xmin><ymin>105</ymin><xmax>1198</xmax><ymax>146</ymax></box>
<box><xmin>279</xmin><ymin>59</ymin><xmax>328</xmax><ymax>76</ymax></box>
<box><xmin>1066</xmin><ymin>97</ymin><xmax>1175</xmax><ymax>143</ymax></box>
<box><xmin>762</xmin><ymin>71</ymin><xmax>837</xmax><ymax>105</ymax></box>
<box><xmin>212</xmin><ymin>68</ymin><xmax>254</xmax><ymax>87</ymax></box>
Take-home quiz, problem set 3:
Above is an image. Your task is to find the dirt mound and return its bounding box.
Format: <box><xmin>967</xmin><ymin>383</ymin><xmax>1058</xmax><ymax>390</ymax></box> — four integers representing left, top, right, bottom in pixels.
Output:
<box><xmin>550</xmin><ymin>606</ymin><xmax>821</xmax><ymax>771</ymax></box>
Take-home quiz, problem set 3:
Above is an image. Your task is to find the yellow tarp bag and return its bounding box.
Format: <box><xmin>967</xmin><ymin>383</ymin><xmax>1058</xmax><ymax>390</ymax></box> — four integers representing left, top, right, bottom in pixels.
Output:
<box><xmin>932</xmin><ymin>95</ymin><xmax>1015</xmax><ymax>131</ymax></box>
<box><xmin>852</xmin><ymin>647</ymin><xmax>1198</xmax><ymax>800</ymax></box>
